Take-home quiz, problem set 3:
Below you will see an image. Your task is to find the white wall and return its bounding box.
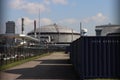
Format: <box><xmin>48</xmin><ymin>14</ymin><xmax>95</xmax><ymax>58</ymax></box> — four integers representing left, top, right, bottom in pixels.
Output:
<box><xmin>101</xmin><ymin>27</ymin><xmax>120</xmax><ymax>36</ymax></box>
<box><xmin>29</xmin><ymin>33</ymin><xmax>80</xmax><ymax>43</ymax></box>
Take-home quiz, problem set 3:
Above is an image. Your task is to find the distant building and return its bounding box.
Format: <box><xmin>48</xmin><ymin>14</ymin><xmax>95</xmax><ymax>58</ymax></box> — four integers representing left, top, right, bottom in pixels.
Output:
<box><xmin>5</xmin><ymin>21</ymin><xmax>15</xmax><ymax>45</ymax></box>
<box><xmin>6</xmin><ymin>21</ymin><xmax>15</xmax><ymax>34</ymax></box>
<box><xmin>0</xmin><ymin>26</ymin><xmax>2</xmax><ymax>34</ymax></box>
<box><xmin>27</xmin><ymin>23</ymin><xmax>80</xmax><ymax>44</ymax></box>
<box><xmin>95</xmin><ymin>24</ymin><xmax>120</xmax><ymax>36</ymax></box>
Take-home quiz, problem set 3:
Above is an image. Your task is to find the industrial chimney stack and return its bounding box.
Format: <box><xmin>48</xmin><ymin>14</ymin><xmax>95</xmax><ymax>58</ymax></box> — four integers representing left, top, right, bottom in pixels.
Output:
<box><xmin>21</xmin><ymin>18</ymin><xmax>24</xmax><ymax>34</ymax></box>
<box><xmin>34</xmin><ymin>20</ymin><xmax>37</xmax><ymax>38</ymax></box>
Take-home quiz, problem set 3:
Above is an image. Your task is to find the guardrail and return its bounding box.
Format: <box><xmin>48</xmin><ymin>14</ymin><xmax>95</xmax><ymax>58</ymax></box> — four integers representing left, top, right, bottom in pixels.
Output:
<box><xmin>69</xmin><ymin>36</ymin><xmax>120</xmax><ymax>79</ymax></box>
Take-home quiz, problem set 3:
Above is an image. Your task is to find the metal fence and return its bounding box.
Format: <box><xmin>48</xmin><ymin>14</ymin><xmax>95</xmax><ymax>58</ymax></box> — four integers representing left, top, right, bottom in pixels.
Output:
<box><xmin>70</xmin><ymin>36</ymin><xmax>120</xmax><ymax>79</ymax></box>
<box><xmin>0</xmin><ymin>38</ymin><xmax>66</xmax><ymax>66</ymax></box>
<box><xmin>0</xmin><ymin>37</ymin><xmax>52</xmax><ymax>66</ymax></box>
<box><xmin>0</xmin><ymin>46</ymin><xmax>47</xmax><ymax>66</ymax></box>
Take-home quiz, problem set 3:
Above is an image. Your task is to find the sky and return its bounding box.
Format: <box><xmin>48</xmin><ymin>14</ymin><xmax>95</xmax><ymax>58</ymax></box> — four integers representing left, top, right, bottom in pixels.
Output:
<box><xmin>1</xmin><ymin>0</ymin><xmax>115</xmax><ymax>35</ymax></box>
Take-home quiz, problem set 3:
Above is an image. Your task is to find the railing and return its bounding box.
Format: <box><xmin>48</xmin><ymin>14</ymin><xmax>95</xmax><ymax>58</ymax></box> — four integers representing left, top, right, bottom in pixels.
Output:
<box><xmin>69</xmin><ymin>36</ymin><xmax>120</xmax><ymax>79</ymax></box>
<box><xmin>0</xmin><ymin>38</ymin><xmax>66</xmax><ymax>66</ymax></box>
<box><xmin>0</xmin><ymin>36</ymin><xmax>50</xmax><ymax>66</ymax></box>
<box><xmin>0</xmin><ymin>45</ymin><xmax>46</xmax><ymax>66</ymax></box>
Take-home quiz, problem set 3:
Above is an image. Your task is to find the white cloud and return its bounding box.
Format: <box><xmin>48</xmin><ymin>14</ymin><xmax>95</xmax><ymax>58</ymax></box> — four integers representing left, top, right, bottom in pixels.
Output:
<box><xmin>15</xmin><ymin>17</ymin><xmax>34</xmax><ymax>34</ymax></box>
<box><xmin>10</xmin><ymin>0</ymin><xmax>68</xmax><ymax>14</ymax></box>
<box><xmin>82</xmin><ymin>13</ymin><xmax>107</xmax><ymax>23</ymax></box>
<box><xmin>52</xmin><ymin>0</ymin><xmax>68</xmax><ymax>5</ymax></box>
<box><xmin>10</xmin><ymin>0</ymin><xmax>49</xmax><ymax>14</ymax></box>
<box><xmin>10</xmin><ymin>0</ymin><xmax>23</xmax><ymax>9</ymax></box>
<box><xmin>59</xmin><ymin>18</ymin><xmax>78</xmax><ymax>24</ymax></box>
<box><xmin>24</xmin><ymin>3</ymin><xmax>48</xmax><ymax>14</ymax></box>
<box><xmin>40</xmin><ymin>18</ymin><xmax>53</xmax><ymax>25</ymax></box>
<box><xmin>15</xmin><ymin>17</ymin><xmax>53</xmax><ymax>33</ymax></box>
<box><xmin>16</xmin><ymin>17</ymin><xmax>33</xmax><ymax>26</ymax></box>
<box><xmin>43</xmin><ymin>0</ymin><xmax>51</xmax><ymax>5</ymax></box>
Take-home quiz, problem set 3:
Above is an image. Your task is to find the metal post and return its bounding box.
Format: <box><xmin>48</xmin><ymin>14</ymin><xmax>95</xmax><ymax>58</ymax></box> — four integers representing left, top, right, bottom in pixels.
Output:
<box><xmin>72</xmin><ymin>29</ymin><xmax>73</xmax><ymax>42</ymax></box>
<box><xmin>38</xmin><ymin>8</ymin><xmax>41</xmax><ymax>54</ymax></box>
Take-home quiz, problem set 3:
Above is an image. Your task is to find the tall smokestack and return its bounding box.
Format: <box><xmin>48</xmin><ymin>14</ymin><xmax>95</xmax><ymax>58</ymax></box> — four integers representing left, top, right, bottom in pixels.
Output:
<box><xmin>21</xmin><ymin>18</ymin><xmax>24</xmax><ymax>34</ymax></box>
<box><xmin>80</xmin><ymin>22</ymin><xmax>82</xmax><ymax>36</ymax></box>
<box><xmin>34</xmin><ymin>20</ymin><xmax>36</xmax><ymax>38</ymax></box>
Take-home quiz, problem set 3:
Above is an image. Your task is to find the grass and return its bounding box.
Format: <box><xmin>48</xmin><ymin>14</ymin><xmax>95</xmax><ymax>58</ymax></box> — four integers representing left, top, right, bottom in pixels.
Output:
<box><xmin>0</xmin><ymin>52</ymin><xmax>52</xmax><ymax>71</ymax></box>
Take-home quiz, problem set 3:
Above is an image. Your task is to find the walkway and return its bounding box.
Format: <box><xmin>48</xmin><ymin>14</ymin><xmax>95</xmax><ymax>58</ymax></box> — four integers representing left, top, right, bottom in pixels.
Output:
<box><xmin>0</xmin><ymin>52</ymin><xmax>79</xmax><ymax>80</ymax></box>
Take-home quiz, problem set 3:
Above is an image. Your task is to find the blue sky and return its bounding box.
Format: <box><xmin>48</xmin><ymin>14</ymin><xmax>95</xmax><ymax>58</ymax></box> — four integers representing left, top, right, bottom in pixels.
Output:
<box><xmin>2</xmin><ymin>0</ymin><xmax>115</xmax><ymax>35</ymax></box>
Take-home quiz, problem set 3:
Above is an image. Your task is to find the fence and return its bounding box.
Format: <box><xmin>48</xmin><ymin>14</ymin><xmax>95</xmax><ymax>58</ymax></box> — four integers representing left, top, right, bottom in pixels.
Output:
<box><xmin>0</xmin><ymin>40</ymin><xmax>66</xmax><ymax>66</ymax></box>
<box><xmin>70</xmin><ymin>36</ymin><xmax>120</xmax><ymax>79</ymax></box>
<box><xmin>0</xmin><ymin>45</ymin><xmax>48</xmax><ymax>66</ymax></box>
<box><xmin>0</xmin><ymin>37</ymin><xmax>53</xmax><ymax>66</ymax></box>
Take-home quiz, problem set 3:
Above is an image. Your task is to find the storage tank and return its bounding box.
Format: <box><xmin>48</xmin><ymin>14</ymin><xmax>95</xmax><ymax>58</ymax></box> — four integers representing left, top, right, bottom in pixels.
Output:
<box><xmin>27</xmin><ymin>23</ymin><xmax>80</xmax><ymax>44</ymax></box>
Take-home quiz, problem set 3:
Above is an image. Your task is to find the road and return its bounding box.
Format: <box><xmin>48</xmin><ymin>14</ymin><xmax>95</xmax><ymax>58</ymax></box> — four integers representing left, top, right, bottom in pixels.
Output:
<box><xmin>0</xmin><ymin>52</ymin><xmax>79</xmax><ymax>80</ymax></box>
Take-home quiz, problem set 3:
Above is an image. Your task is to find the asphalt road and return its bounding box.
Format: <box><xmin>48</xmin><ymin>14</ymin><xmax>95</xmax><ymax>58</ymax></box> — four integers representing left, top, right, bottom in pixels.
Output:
<box><xmin>0</xmin><ymin>52</ymin><xmax>79</xmax><ymax>80</ymax></box>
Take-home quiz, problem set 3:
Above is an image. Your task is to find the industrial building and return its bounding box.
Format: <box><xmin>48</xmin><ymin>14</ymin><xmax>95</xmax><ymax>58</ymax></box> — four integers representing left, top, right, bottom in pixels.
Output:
<box><xmin>6</xmin><ymin>21</ymin><xmax>15</xmax><ymax>34</ymax></box>
<box><xmin>95</xmin><ymin>24</ymin><xmax>120</xmax><ymax>36</ymax></box>
<box><xmin>27</xmin><ymin>23</ymin><xmax>80</xmax><ymax>44</ymax></box>
<box><xmin>5</xmin><ymin>21</ymin><xmax>16</xmax><ymax>45</ymax></box>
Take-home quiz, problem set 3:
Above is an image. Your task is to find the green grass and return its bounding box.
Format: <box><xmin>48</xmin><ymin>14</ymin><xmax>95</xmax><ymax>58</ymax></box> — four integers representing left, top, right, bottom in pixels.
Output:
<box><xmin>0</xmin><ymin>52</ymin><xmax>52</xmax><ymax>71</ymax></box>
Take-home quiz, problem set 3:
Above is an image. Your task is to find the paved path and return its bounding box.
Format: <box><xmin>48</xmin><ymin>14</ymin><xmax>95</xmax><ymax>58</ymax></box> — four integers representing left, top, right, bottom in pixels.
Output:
<box><xmin>0</xmin><ymin>52</ymin><xmax>79</xmax><ymax>80</ymax></box>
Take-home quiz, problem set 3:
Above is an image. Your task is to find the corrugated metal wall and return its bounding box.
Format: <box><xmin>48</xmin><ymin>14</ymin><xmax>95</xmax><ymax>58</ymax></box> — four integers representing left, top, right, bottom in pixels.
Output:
<box><xmin>70</xmin><ymin>36</ymin><xmax>120</xmax><ymax>79</ymax></box>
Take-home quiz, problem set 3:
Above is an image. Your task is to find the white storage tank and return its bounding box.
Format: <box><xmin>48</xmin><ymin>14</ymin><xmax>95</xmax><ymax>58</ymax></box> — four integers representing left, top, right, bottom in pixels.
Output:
<box><xmin>27</xmin><ymin>23</ymin><xmax>80</xmax><ymax>43</ymax></box>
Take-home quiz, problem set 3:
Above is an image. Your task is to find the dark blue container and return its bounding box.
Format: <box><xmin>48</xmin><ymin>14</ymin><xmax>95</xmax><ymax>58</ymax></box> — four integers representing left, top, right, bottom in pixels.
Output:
<box><xmin>70</xmin><ymin>36</ymin><xmax>120</xmax><ymax>79</ymax></box>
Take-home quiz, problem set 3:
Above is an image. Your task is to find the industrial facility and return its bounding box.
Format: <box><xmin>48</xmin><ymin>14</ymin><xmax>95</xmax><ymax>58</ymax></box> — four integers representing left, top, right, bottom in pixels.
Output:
<box><xmin>27</xmin><ymin>23</ymin><xmax>80</xmax><ymax>44</ymax></box>
<box><xmin>95</xmin><ymin>24</ymin><xmax>120</xmax><ymax>36</ymax></box>
<box><xmin>1</xmin><ymin>19</ymin><xmax>81</xmax><ymax>52</ymax></box>
<box><xmin>6</xmin><ymin>21</ymin><xmax>15</xmax><ymax>34</ymax></box>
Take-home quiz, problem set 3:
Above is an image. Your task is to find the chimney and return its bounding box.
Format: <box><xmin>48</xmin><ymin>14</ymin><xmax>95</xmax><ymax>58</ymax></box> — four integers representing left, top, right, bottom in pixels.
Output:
<box><xmin>34</xmin><ymin>20</ymin><xmax>36</xmax><ymax>38</ymax></box>
<box><xmin>21</xmin><ymin>18</ymin><xmax>24</xmax><ymax>34</ymax></box>
<box><xmin>80</xmin><ymin>22</ymin><xmax>82</xmax><ymax>36</ymax></box>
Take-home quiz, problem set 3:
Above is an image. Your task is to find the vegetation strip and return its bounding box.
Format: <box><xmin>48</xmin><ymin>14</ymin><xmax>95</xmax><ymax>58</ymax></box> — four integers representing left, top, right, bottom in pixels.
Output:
<box><xmin>0</xmin><ymin>52</ymin><xmax>52</xmax><ymax>71</ymax></box>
